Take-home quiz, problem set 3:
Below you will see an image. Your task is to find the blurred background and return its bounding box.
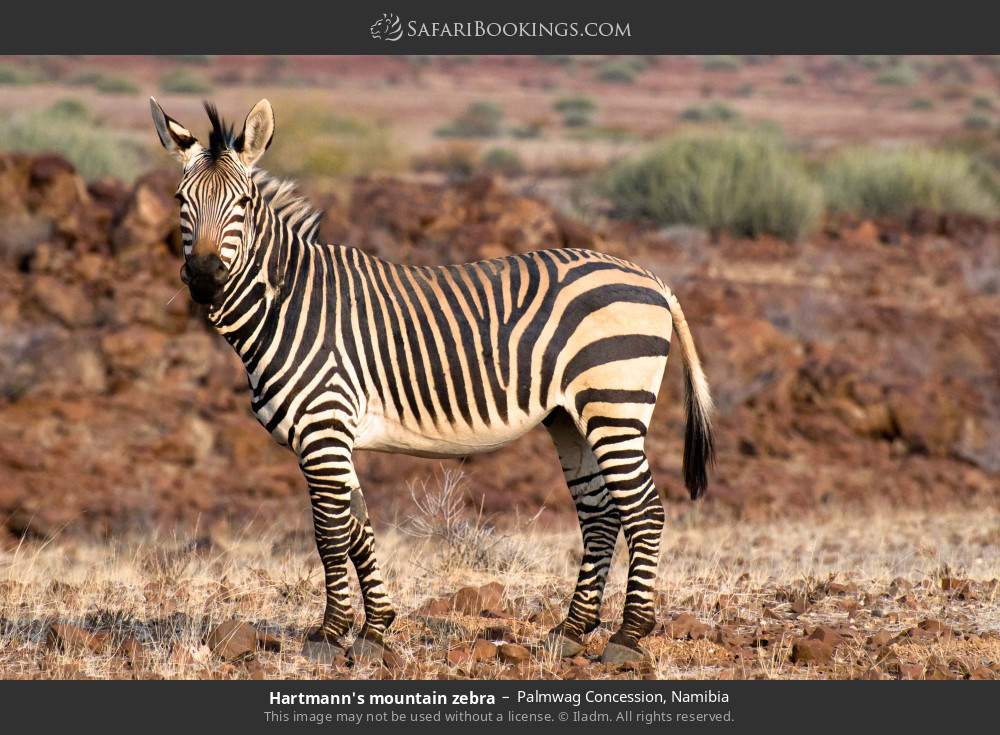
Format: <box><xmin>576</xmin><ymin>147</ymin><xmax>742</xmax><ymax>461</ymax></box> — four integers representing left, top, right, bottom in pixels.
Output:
<box><xmin>0</xmin><ymin>54</ymin><xmax>998</xmax><ymax>542</ymax></box>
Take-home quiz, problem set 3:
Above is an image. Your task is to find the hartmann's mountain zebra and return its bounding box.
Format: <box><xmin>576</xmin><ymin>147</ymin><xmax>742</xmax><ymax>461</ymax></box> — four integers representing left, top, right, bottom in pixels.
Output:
<box><xmin>150</xmin><ymin>99</ymin><xmax>715</xmax><ymax>664</ymax></box>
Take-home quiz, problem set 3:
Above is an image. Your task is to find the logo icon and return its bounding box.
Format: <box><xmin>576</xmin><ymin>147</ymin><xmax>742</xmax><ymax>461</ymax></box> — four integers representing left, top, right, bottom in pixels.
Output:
<box><xmin>370</xmin><ymin>13</ymin><xmax>403</xmax><ymax>42</ymax></box>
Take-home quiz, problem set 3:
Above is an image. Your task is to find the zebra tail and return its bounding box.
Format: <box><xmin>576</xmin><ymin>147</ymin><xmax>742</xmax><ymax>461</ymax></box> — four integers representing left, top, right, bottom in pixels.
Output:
<box><xmin>667</xmin><ymin>292</ymin><xmax>715</xmax><ymax>500</ymax></box>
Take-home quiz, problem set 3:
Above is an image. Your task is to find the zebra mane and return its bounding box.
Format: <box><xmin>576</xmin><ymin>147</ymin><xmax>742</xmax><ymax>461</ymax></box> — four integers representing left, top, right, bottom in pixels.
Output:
<box><xmin>203</xmin><ymin>102</ymin><xmax>243</xmax><ymax>160</ymax></box>
<box><xmin>251</xmin><ymin>169</ymin><xmax>323</xmax><ymax>242</ymax></box>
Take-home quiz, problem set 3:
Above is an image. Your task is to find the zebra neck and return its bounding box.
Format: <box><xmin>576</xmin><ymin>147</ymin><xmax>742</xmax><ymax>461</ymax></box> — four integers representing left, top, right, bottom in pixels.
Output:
<box><xmin>209</xmin><ymin>208</ymin><xmax>301</xmax><ymax>360</ymax></box>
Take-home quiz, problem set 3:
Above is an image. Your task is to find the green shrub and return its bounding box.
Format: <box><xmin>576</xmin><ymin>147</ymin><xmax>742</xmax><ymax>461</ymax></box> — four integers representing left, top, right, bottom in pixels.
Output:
<box><xmin>963</xmin><ymin>113</ymin><xmax>992</xmax><ymax>130</ymax></box>
<box><xmin>601</xmin><ymin>130</ymin><xmax>823</xmax><ymax>240</ymax></box>
<box><xmin>0</xmin><ymin>63</ymin><xmax>41</xmax><ymax>85</ymax></box>
<box><xmin>0</xmin><ymin>107</ymin><xmax>152</xmax><ymax>181</ymax></box>
<box><xmin>94</xmin><ymin>75</ymin><xmax>139</xmax><ymax>95</ymax></box>
<box><xmin>47</xmin><ymin>98</ymin><xmax>90</xmax><ymax>119</ymax></box>
<box><xmin>821</xmin><ymin>147</ymin><xmax>997</xmax><ymax>218</ymax></box>
<box><xmin>782</xmin><ymin>72</ymin><xmax>804</xmax><ymax>85</ymax></box>
<box><xmin>265</xmin><ymin>107</ymin><xmax>398</xmax><ymax>180</ymax></box>
<box><xmin>595</xmin><ymin>60</ymin><xmax>637</xmax><ymax>84</ymax></box>
<box><xmin>561</xmin><ymin>111</ymin><xmax>590</xmax><ymax>128</ymax></box>
<box><xmin>734</xmin><ymin>83</ymin><xmax>755</xmax><ymax>98</ymax></box>
<box><xmin>972</xmin><ymin>95</ymin><xmax>995</xmax><ymax>110</ymax></box>
<box><xmin>876</xmin><ymin>64</ymin><xmax>917</xmax><ymax>86</ymax></box>
<box><xmin>701</xmin><ymin>55</ymin><xmax>742</xmax><ymax>72</ymax></box>
<box><xmin>553</xmin><ymin>96</ymin><xmax>595</xmax><ymax>114</ymax></box>
<box><xmin>510</xmin><ymin>120</ymin><xmax>544</xmax><ymax>139</ymax></box>
<box><xmin>678</xmin><ymin>102</ymin><xmax>740</xmax><ymax>123</ymax></box>
<box><xmin>481</xmin><ymin>147</ymin><xmax>524</xmax><ymax>176</ymax></box>
<box><xmin>159</xmin><ymin>69</ymin><xmax>213</xmax><ymax>94</ymax></box>
<box><xmin>908</xmin><ymin>97</ymin><xmax>935</xmax><ymax>110</ymax></box>
<box><xmin>435</xmin><ymin>101</ymin><xmax>504</xmax><ymax>138</ymax></box>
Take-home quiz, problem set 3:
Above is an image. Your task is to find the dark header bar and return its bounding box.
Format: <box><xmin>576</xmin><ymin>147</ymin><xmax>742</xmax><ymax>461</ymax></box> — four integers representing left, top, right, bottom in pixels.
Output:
<box><xmin>1</xmin><ymin>1</ymin><xmax>998</xmax><ymax>54</ymax></box>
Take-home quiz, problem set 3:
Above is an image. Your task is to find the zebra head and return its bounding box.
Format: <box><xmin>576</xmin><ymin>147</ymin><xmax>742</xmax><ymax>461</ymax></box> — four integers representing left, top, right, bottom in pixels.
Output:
<box><xmin>149</xmin><ymin>98</ymin><xmax>275</xmax><ymax>305</ymax></box>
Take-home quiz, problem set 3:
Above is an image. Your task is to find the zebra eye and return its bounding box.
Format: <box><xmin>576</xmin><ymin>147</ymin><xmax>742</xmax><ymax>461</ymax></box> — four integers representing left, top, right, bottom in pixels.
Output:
<box><xmin>238</xmin><ymin>195</ymin><xmax>251</xmax><ymax>207</ymax></box>
<box><xmin>174</xmin><ymin>193</ymin><xmax>186</xmax><ymax>205</ymax></box>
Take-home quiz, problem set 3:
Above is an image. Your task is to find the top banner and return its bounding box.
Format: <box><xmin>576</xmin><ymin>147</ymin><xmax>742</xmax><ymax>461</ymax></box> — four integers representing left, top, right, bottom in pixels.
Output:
<box><xmin>1</xmin><ymin>1</ymin><xmax>997</xmax><ymax>54</ymax></box>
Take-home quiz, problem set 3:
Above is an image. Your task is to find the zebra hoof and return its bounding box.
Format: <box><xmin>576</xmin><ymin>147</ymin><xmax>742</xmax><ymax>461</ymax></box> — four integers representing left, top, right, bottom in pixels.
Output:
<box><xmin>302</xmin><ymin>636</ymin><xmax>346</xmax><ymax>666</ymax></box>
<box><xmin>600</xmin><ymin>641</ymin><xmax>647</xmax><ymax>665</ymax></box>
<box><xmin>544</xmin><ymin>631</ymin><xmax>586</xmax><ymax>658</ymax></box>
<box><xmin>348</xmin><ymin>636</ymin><xmax>387</xmax><ymax>666</ymax></box>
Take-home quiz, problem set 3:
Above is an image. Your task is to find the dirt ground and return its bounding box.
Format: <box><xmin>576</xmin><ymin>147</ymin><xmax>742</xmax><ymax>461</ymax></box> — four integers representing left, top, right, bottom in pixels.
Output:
<box><xmin>2</xmin><ymin>499</ymin><xmax>997</xmax><ymax>680</ymax></box>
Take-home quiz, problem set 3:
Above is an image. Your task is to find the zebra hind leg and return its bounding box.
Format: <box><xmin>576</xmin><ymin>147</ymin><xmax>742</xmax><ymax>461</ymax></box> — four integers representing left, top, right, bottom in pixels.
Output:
<box><xmin>543</xmin><ymin>409</ymin><xmax>621</xmax><ymax>657</ymax></box>
<box><xmin>586</xmin><ymin>415</ymin><xmax>664</xmax><ymax>663</ymax></box>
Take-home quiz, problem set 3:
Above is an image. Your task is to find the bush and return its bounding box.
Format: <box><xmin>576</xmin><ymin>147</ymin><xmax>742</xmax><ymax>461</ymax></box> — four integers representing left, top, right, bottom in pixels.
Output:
<box><xmin>963</xmin><ymin>113</ymin><xmax>992</xmax><ymax>130</ymax></box>
<box><xmin>266</xmin><ymin>107</ymin><xmax>398</xmax><ymax>180</ymax></box>
<box><xmin>481</xmin><ymin>147</ymin><xmax>524</xmax><ymax>176</ymax></box>
<box><xmin>94</xmin><ymin>75</ymin><xmax>139</xmax><ymax>95</ymax></box>
<box><xmin>821</xmin><ymin>147</ymin><xmax>997</xmax><ymax>218</ymax></box>
<box><xmin>908</xmin><ymin>97</ymin><xmax>935</xmax><ymax>110</ymax></box>
<box><xmin>436</xmin><ymin>101</ymin><xmax>504</xmax><ymax>138</ymax></box>
<box><xmin>678</xmin><ymin>102</ymin><xmax>740</xmax><ymax>123</ymax></box>
<box><xmin>562</xmin><ymin>111</ymin><xmax>591</xmax><ymax>128</ymax></box>
<box><xmin>876</xmin><ymin>64</ymin><xmax>917</xmax><ymax>86</ymax></box>
<box><xmin>601</xmin><ymin>130</ymin><xmax>823</xmax><ymax>240</ymax></box>
<box><xmin>972</xmin><ymin>95</ymin><xmax>995</xmax><ymax>110</ymax></box>
<box><xmin>553</xmin><ymin>96</ymin><xmax>595</xmax><ymax>115</ymax></box>
<box><xmin>782</xmin><ymin>72</ymin><xmax>804</xmax><ymax>85</ymax></box>
<box><xmin>0</xmin><ymin>64</ymin><xmax>41</xmax><ymax>85</ymax></box>
<box><xmin>411</xmin><ymin>143</ymin><xmax>478</xmax><ymax>180</ymax></box>
<box><xmin>595</xmin><ymin>60</ymin><xmax>637</xmax><ymax>84</ymax></box>
<box><xmin>159</xmin><ymin>69</ymin><xmax>213</xmax><ymax>94</ymax></box>
<box><xmin>701</xmin><ymin>55</ymin><xmax>742</xmax><ymax>72</ymax></box>
<box><xmin>0</xmin><ymin>107</ymin><xmax>152</xmax><ymax>181</ymax></box>
<box><xmin>510</xmin><ymin>120</ymin><xmax>544</xmax><ymax>139</ymax></box>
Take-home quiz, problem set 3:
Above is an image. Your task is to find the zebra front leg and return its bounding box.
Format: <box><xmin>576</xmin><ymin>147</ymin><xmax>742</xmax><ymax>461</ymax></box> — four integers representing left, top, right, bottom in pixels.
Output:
<box><xmin>344</xmin><ymin>489</ymin><xmax>397</xmax><ymax>664</ymax></box>
<box><xmin>300</xmin><ymin>474</ymin><xmax>355</xmax><ymax>663</ymax></box>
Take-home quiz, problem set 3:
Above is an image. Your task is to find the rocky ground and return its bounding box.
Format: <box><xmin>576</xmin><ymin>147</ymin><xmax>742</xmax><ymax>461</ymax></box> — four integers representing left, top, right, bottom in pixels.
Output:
<box><xmin>1</xmin><ymin>152</ymin><xmax>998</xmax><ymax>539</ymax></box>
<box><xmin>0</xmin><ymin>506</ymin><xmax>997</xmax><ymax>680</ymax></box>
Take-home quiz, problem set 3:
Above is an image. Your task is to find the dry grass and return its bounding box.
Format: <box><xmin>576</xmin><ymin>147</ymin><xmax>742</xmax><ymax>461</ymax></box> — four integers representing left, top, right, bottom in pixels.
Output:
<box><xmin>1</xmin><ymin>501</ymin><xmax>997</xmax><ymax>680</ymax></box>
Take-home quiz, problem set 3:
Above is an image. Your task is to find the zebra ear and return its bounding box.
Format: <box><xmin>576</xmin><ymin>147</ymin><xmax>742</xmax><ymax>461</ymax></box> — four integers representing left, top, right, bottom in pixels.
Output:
<box><xmin>237</xmin><ymin>99</ymin><xmax>274</xmax><ymax>168</ymax></box>
<box><xmin>149</xmin><ymin>97</ymin><xmax>201</xmax><ymax>165</ymax></box>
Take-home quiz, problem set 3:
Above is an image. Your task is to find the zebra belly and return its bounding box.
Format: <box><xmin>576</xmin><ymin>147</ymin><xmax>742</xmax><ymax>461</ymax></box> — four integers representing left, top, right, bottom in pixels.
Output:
<box><xmin>354</xmin><ymin>410</ymin><xmax>545</xmax><ymax>458</ymax></box>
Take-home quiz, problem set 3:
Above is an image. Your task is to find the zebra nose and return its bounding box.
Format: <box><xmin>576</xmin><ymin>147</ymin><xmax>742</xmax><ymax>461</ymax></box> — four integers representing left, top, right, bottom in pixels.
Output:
<box><xmin>181</xmin><ymin>253</ymin><xmax>229</xmax><ymax>304</ymax></box>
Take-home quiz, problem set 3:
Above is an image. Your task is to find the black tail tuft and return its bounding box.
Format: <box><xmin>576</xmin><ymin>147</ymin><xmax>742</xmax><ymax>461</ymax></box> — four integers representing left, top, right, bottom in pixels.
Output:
<box><xmin>683</xmin><ymin>370</ymin><xmax>715</xmax><ymax>500</ymax></box>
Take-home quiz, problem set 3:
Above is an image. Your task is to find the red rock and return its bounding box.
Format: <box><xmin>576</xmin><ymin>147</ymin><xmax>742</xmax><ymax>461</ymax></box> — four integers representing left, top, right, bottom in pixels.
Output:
<box><xmin>471</xmin><ymin>639</ymin><xmax>498</xmax><ymax>661</ymax></box>
<box><xmin>790</xmin><ymin>638</ymin><xmax>833</xmax><ymax>664</ymax></box>
<box><xmin>498</xmin><ymin>643</ymin><xmax>531</xmax><ymax>664</ymax></box>
<box><xmin>808</xmin><ymin>626</ymin><xmax>846</xmax><ymax>648</ymax></box>
<box><xmin>46</xmin><ymin>623</ymin><xmax>102</xmax><ymax>654</ymax></box>
<box><xmin>898</xmin><ymin>663</ymin><xmax>925</xmax><ymax>680</ymax></box>
<box><xmin>450</xmin><ymin>582</ymin><xmax>505</xmax><ymax>616</ymax></box>
<box><xmin>206</xmin><ymin>620</ymin><xmax>258</xmax><ymax>662</ymax></box>
<box><xmin>446</xmin><ymin>646</ymin><xmax>471</xmax><ymax>666</ymax></box>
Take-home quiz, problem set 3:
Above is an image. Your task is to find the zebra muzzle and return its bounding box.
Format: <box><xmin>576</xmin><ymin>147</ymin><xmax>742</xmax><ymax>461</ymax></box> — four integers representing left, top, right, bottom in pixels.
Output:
<box><xmin>181</xmin><ymin>253</ymin><xmax>229</xmax><ymax>305</ymax></box>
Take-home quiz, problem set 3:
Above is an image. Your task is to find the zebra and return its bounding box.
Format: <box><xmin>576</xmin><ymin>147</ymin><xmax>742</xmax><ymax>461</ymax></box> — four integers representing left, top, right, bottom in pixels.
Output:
<box><xmin>149</xmin><ymin>98</ymin><xmax>715</xmax><ymax>665</ymax></box>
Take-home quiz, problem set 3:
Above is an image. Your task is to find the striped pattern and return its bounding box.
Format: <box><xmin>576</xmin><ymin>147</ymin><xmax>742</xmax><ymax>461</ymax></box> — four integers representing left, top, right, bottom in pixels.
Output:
<box><xmin>153</xmin><ymin>100</ymin><xmax>715</xmax><ymax>656</ymax></box>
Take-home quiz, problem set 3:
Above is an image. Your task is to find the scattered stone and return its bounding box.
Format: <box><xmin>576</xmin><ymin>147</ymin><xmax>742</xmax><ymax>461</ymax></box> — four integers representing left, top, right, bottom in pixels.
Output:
<box><xmin>256</xmin><ymin>631</ymin><xmax>282</xmax><ymax>653</ymax></box>
<box><xmin>544</xmin><ymin>631</ymin><xmax>585</xmax><ymax>658</ymax></box>
<box><xmin>349</xmin><ymin>636</ymin><xmax>387</xmax><ymax>666</ymax></box>
<box><xmin>301</xmin><ymin>636</ymin><xmax>346</xmax><ymax>666</ymax></box>
<box><xmin>662</xmin><ymin>613</ymin><xmax>710</xmax><ymax>640</ymax></box>
<box><xmin>790</xmin><ymin>638</ymin><xmax>833</xmax><ymax>664</ymax></box>
<box><xmin>45</xmin><ymin>623</ymin><xmax>101</xmax><ymax>654</ymax></box>
<box><xmin>898</xmin><ymin>663</ymin><xmax>925</xmax><ymax>680</ymax></box>
<box><xmin>790</xmin><ymin>596</ymin><xmax>811</xmax><ymax>615</ymax></box>
<box><xmin>451</xmin><ymin>582</ymin><xmax>505</xmax><ymax>616</ymax></box>
<box><xmin>808</xmin><ymin>626</ymin><xmax>846</xmax><ymax>648</ymax></box>
<box><xmin>207</xmin><ymin>620</ymin><xmax>258</xmax><ymax>662</ymax></box>
<box><xmin>447</xmin><ymin>646</ymin><xmax>471</xmax><ymax>666</ymax></box>
<box><xmin>868</xmin><ymin>629</ymin><xmax>893</xmax><ymax>648</ymax></box>
<box><xmin>600</xmin><ymin>642</ymin><xmax>647</xmax><ymax>666</ymax></box>
<box><xmin>498</xmin><ymin>643</ymin><xmax>531</xmax><ymax>664</ymax></box>
<box><xmin>471</xmin><ymin>639</ymin><xmax>498</xmax><ymax>662</ymax></box>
